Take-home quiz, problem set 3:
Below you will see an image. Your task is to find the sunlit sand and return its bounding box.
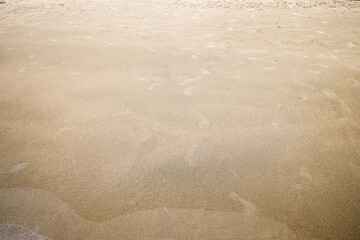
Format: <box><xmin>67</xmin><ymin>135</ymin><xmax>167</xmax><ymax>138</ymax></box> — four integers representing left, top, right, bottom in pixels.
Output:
<box><xmin>0</xmin><ymin>0</ymin><xmax>360</xmax><ymax>239</ymax></box>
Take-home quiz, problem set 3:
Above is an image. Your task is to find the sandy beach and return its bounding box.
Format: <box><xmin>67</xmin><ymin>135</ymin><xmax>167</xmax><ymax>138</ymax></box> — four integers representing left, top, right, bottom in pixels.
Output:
<box><xmin>0</xmin><ymin>0</ymin><xmax>360</xmax><ymax>239</ymax></box>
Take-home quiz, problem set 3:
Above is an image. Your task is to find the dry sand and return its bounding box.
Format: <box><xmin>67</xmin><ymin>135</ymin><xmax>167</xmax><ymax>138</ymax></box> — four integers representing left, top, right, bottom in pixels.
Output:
<box><xmin>0</xmin><ymin>0</ymin><xmax>360</xmax><ymax>239</ymax></box>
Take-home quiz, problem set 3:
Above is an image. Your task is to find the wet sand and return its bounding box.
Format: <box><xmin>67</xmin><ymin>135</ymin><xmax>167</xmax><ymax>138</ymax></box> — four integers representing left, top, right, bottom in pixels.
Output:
<box><xmin>1</xmin><ymin>0</ymin><xmax>360</xmax><ymax>239</ymax></box>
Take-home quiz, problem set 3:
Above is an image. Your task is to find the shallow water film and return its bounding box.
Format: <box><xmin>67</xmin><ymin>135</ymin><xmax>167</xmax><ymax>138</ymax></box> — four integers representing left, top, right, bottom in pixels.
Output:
<box><xmin>1</xmin><ymin>0</ymin><xmax>360</xmax><ymax>239</ymax></box>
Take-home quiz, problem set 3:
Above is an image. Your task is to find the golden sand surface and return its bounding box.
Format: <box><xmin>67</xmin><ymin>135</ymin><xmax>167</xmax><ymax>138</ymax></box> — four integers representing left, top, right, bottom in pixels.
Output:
<box><xmin>0</xmin><ymin>0</ymin><xmax>360</xmax><ymax>239</ymax></box>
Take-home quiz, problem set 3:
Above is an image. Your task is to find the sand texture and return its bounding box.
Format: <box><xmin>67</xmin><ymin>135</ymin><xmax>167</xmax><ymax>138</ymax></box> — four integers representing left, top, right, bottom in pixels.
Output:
<box><xmin>0</xmin><ymin>0</ymin><xmax>360</xmax><ymax>239</ymax></box>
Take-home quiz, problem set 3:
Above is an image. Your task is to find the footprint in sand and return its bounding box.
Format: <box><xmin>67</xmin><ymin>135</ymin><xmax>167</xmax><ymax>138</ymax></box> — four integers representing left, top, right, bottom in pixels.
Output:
<box><xmin>180</xmin><ymin>47</ymin><xmax>192</xmax><ymax>51</ymax></box>
<box><xmin>299</xmin><ymin>166</ymin><xmax>312</xmax><ymax>181</ymax></box>
<box><xmin>137</xmin><ymin>77</ymin><xmax>148</xmax><ymax>82</ymax></box>
<box><xmin>310</xmin><ymin>63</ymin><xmax>329</xmax><ymax>68</ymax></box>
<box><xmin>308</xmin><ymin>70</ymin><xmax>322</xmax><ymax>74</ymax></box>
<box><xmin>323</xmin><ymin>88</ymin><xmax>342</xmax><ymax>101</ymax></box>
<box><xmin>227</xmin><ymin>76</ymin><xmax>242</xmax><ymax>80</ymax></box>
<box><xmin>41</xmin><ymin>66</ymin><xmax>54</xmax><ymax>69</ymax></box>
<box><xmin>330</xmin><ymin>54</ymin><xmax>339</xmax><ymax>60</ymax></box>
<box><xmin>147</xmin><ymin>82</ymin><xmax>163</xmax><ymax>90</ymax></box>
<box><xmin>207</xmin><ymin>43</ymin><xmax>215</xmax><ymax>49</ymax></box>
<box><xmin>178</xmin><ymin>76</ymin><xmax>202</xmax><ymax>86</ymax></box>
<box><xmin>147</xmin><ymin>47</ymin><xmax>157</xmax><ymax>52</ymax></box>
<box><xmin>113</xmin><ymin>108</ymin><xmax>130</xmax><ymax>117</ymax></box>
<box><xmin>271</xmin><ymin>119</ymin><xmax>281</xmax><ymax>131</ymax></box>
<box><xmin>317</xmin><ymin>53</ymin><xmax>327</xmax><ymax>59</ymax></box>
<box><xmin>263</xmin><ymin>67</ymin><xmax>273</xmax><ymax>71</ymax></box>
<box><xmin>55</xmin><ymin>126</ymin><xmax>72</xmax><ymax>136</ymax></box>
<box><xmin>103</xmin><ymin>41</ymin><xmax>115</xmax><ymax>46</ymax></box>
<box><xmin>197</xmin><ymin>113</ymin><xmax>210</xmax><ymax>129</ymax></box>
<box><xmin>184</xmin><ymin>144</ymin><xmax>199</xmax><ymax>167</ymax></box>
<box><xmin>231</xmin><ymin>170</ymin><xmax>240</xmax><ymax>180</ymax></box>
<box><xmin>9</xmin><ymin>162</ymin><xmax>28</xmax><ymax>173</ymax></box>
<box><xmin>230</xmin><ymin>192</ymin><xmax>259</xmax><ymax>216</ymax></box>
<box><xmin>199</xmin><ymin>68</ymin><xmax>210</xmax><ymax>75</ymax></box>
<box><xmin>298</xmin><ymin>95</ymin><xmax>308</xmax><ymax>101</ymax></box>
<box><xmin>183</xmin><ymin>86</ymin><xmax>195</xmax><ymax>96</ymax></box>
<box><xmin>73</xmin><ymin>36</ymin><xmax>92</xmax><ymax>40</ymax></box>
<box><xmin>346</xmin><ymin>42</ymin><xmax>356</xmax><ymax>48</ymax></box>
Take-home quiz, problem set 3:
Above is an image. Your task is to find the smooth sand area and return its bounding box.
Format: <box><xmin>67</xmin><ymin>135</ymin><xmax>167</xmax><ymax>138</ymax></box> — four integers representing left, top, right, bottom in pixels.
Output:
<box><xmin>1</xmin><ymin>0</ymin><xmax>360</xmax><ymax>239</ymax></box>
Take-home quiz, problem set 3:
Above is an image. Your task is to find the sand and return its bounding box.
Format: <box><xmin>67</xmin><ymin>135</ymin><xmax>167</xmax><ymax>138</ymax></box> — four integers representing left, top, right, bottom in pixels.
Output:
<box><xmin>0</xmin><ymin>0</ymin><xmax>360</xmax><ymax>239</ymax></box>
